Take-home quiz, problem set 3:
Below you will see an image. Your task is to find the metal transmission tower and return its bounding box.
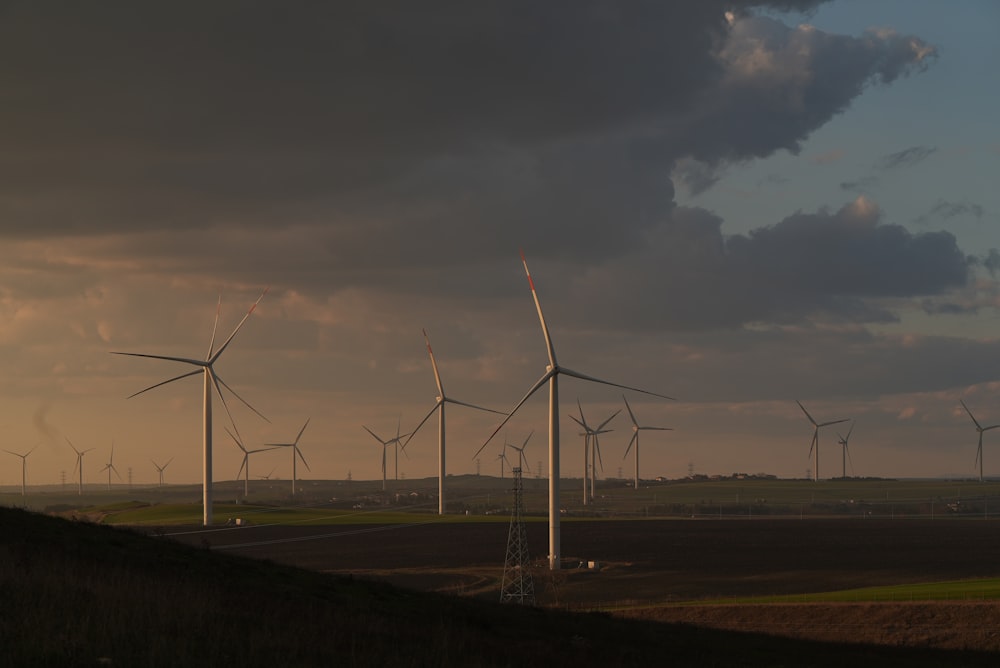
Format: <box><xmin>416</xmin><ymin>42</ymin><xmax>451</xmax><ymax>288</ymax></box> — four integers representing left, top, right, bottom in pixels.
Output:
<box><xmin>500</xmin><ymin>467</ymin><xmax>535</xmax><ymax>605</ymax></box>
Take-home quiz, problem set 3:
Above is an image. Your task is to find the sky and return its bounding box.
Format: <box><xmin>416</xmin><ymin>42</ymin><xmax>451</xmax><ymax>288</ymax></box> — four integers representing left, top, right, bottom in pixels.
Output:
<box><xmin>2</xmin><ymin>0</ymin><xmax>1000</xmax><ymax>489</ymax></box>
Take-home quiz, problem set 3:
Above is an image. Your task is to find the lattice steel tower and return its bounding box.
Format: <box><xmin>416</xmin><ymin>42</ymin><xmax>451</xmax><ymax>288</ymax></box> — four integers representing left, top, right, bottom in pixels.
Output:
<box><xmin>500</xmin><ymin>466</ymin><xmax>535</xmax><ymax>604</ymax></box>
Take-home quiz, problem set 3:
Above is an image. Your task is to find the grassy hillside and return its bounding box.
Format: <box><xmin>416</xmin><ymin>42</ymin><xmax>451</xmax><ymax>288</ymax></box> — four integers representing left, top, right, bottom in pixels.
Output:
<box><xmin>1</xmin><ymin>507</ymin><xmax>998</xmax><ymax>667</ymax></box>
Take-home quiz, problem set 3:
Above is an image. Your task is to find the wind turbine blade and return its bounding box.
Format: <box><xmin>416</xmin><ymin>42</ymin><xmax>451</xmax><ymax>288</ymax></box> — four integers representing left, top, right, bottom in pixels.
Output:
<box><xmin>444</xmin><ymin>397</ymin><xmax>506</xmax><ymax>415</ymax></box>
<box><xmin>210</xmin><ymin>373</ymin><xmax>242</xmax><ymax>443</ymax></box>
<box><xmin>641</xmin><ymin>426</ymin><xmax>672</xmax><ymax>431</ymax></box>
<box><xmin>560</xmin><ymin>367</ymin><xmax>675</xmax><ymax>401</ymax></box>
<box><xmin>983</xmin><ymin>425</ymin><xmax>1000</xmax><ymax>432</ymax></box>
<box><xmin>796</xmin><ymin>401</ymin><xmax>818</xmax><ymax>427</ymax></box>
<box><xmin>594</xmin><ymin>436</ymin><xmax>604</xmax><ymax>471</ymax></box>
<box><xmin>522</xmin><ymin>431</ymin><xmax>533</xmax><ymax>447</ymax></box>
<box><xmin>224</xmin><ymin>426</ymin><xmax>248</xmax><ymax>454</ymax></box>
<box><xmin>237</xmin><ymin>454</ymin><xmax>248</xmax><ymax>480</ymax></box>
<box><xmin>209</xmin><ymin>287</ymin><xmax>268</xmax><ymax>364</ymax></box>
<box><xmin>807</xmin><ymin>430</ymin><xmax>817</xmax><ymax>458</ymax></box>
<box><xmin>520</xmin><ymin>249</ymin><xmax>558</xmax><ymax>369</ymax></box>
<box><xmin>65</xmin><ymin>437</ymin><xmax>81</xmax><ymax>456</ymax></box>
<box><xmin>294</xmin><ymin>418</ymin><xmax>311</xmax><ymax>445</ymax></box>
<box><xmin>597</xmin><ymin>409</ymin><xmax>621</xmax><ymax>431</ymax></box>
<box><xmin>111</xmin><ymin>351</ymin><xmax>207</xmax><ymax>367</ymax></box>
<box><xmin>623</xmin><ymin>432</ymin><xmax>638</xmax><ymax>458</ymax></box>
<box><xmin>295</xmin><ymin>446</ymin><xmax>311</xmax><ymax>472</ymax></box>
<box><xmin>125</xmin><ymin>369</ymin><xmax>203</xmax><ymax>399</ymax></box>
<box><xmin>164</xmin><ymin>457</ymin><xmax>174</xmax><ymax>469</ymax></box>
<box><xmin>363</xmin><ymin>425</ymin><xmax>387</xmax><ymax>445</ymax></box>
<box><xmin>818</xmin><ymin>418</ymin><xmax>849</xmax><ymax>428</ymax></box>
<box><xmin>622</xmin><ymin>394</ymin><xmax>639</xmax><ymax>427</ymax></box>
<box><xmin>112</xmin><ymin>466</ymin><xmax>122</xmax><ymax>481</ymax></box>
<box><xmin>846</xmin><ymin>443</ymin><xmax>856</xmax><ymax>477</ymax></box>
<box><xmin>576</xmin><ymin>398</ymin><xmax>592</xmax><ymax>431</ymax></box>
<box><xmin>422</xmin><ymin>329</ymin><xmax>446</xmax><ymax>397</ymax></box>
<box><xmin>207</xmin><ymin>295</ymin><xmax>222</xmax><ymax>361</ymax></box>
<box><xmin>475</xmin><ymin>369</ymin><xmax>554</xmax><ymax>459</ymax></box>
<box><xmin>960</xmin><ymin>400</ymin><xmax>983</xmax><ymax>430</ymax></box>
<box><xmin>215</xmin><ymin>373</ymin><xmax>269</xmax><ymax>423</ymax></box>
<box><xmin>569</xmin><ymin>415</ymin><xmax>587</xmax><ymax>429</ymax></box>
<box><xmin>401</xmin><ymin>404</ymin><xmax>439</xmax><ymax>449</ymax></box>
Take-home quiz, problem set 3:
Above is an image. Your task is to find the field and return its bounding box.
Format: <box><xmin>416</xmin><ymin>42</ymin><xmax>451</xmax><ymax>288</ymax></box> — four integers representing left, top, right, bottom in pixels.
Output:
<box><xmin>155</xmin><ymin>515</ymin><xmax>1000</xmax><ymax>651</ymax></box>
<box><xmin>9</xmin><ymin>476</ymin><xmax>1000</xmax><ymax>656</ymax></box>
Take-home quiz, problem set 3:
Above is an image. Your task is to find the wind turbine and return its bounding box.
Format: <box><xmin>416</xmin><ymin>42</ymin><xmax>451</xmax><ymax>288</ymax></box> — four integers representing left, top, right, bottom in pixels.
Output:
<box><xmin>363</xmin><ymin>424</ymin><xmax>409</xmax><ymax>492</ymax></box>
<box><xmin>66</xmin><ymin>437</ymin><xmax>94</xmax><ymax>495</ymax></box>
<box><xmin>4</xmin><ymin>446</ymin><xmax>37</xmax><ymax>496</ymax></box>
<box><xmin>257</xmin><ymin>467</ymin><xmax>277</xmax><ymax>481</ymax></box>
<box><xmin>507</xmin><ymin>431</ymin><xmax>533</xmax><ymax>473</ymax></box>
<box><xmin>151</xmin><ymin>457</ymin><xmax>174</xmax><ymax>488</ymax></box>
<box><xmin>112</xmin><ymin>289</ymin><xmax>268</xmax><ymax>526</ymax></box>
<box><xmin>226</xmin><ymin>427</ymin><xmax>278</xmax><ymax>498</ymax></box>
<box><xmin>797</xmin><ymin>401</ymin><xmax>849</xmax><ymax>482</ymax></box>
<box><xmin>836</xmin><ymin>422</ymin><xmax>855</xmax><ymax>479</ymax></box>
<box><xmin>495</xmin><ymin>442</ymin><xmax>512</xmax><ymax>479</ymax></box>
<box><xmin>569</xmin><ymin>401</ymin><xmax>619</xmax><ymax>504</ymax></box>
<box><xmin>960</xmin><ymin>399</ymin><xmax>1000</xmax><ymax>483</ymax></box>
<box><xmin>403</xmin><ymin>329</ymin><xmax>506</xmax><ymax>515</ymax></box>
<box><xmin>101</xmin><ymin>442</ymin><xmax>122</xmax><ymax>491</ymax></box>
<box><xmin>477</xmin><ymin>251</ymin><xmax>674</xmax><ymax>570</ymax></box>
<box><xmin>265</xmin><ymin>419</ymin><xmax>311</xmax><ymax>497</ymax></box>
<box><xmin>623</xmin><ymin>394</ymin><xmax>672</xmax><ymax>490</ymax></box>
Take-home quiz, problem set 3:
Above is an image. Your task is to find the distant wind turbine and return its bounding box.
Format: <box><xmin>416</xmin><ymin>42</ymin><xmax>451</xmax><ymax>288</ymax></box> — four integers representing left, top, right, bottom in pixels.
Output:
<box><xmin>257</xmin><ymin>467</ymin><xmax>277</xmax><ymax>481</ymax></box>
<box><xmin>960</xmin><ymin>399</ymin><xmax>999</xmax><ymax>483</ymax></box>
<box><xmin>797</xmin><ymin>401</ymin><xmax>849</xmax><ymax>482</ymax></box>
<box><xmin>363</xmin><ymin>424</ymin><xmax>409</xmax><ymax>492</ymax></box>
<box><xmin>4</xmin><ymin>446</ymin><xmax>37</xmax><ymax>496</ymax></box>
<box><xmin>622</xmin><ymin>394</ymin><xmax>672</xmax><ymax>490</ymax></box>
<box><xmin>112</xmin><ymin>289</ymin><xmax>268</xmax><ymax>526</ymax></box>
<box><xmin>226</xmin><ymin>427</ymin><xmax>278</xmax><ymax>498</ymax></box>
<box><xmin>66</xmin><ymin>437</ymin><xmax>94</xmax><ymax>495</ymax></box>
<box><xmin>151</xmin><ymin>457</ymin><xmax>174</xmax><ymax>488</ymax></box>
<box><xmin>403</xmin><ymin>329</ymin><xmax>506</xmax><ymax>515</ymax></box>
<box><xmin>477</xmin><ymin>251</ymin><xmax>674</xmax><ymax>570</ymax></box>
<box><xmin>265</xmin><ymin>419</ymin><xmax>311</xmax><ymax>496</ymax></box>
<box><xmin>836</xmin><ymin>422</ymin><xmax>855</xmax><ymax>479</ymax></box>
<box><xmin>101</xmin><ymin>442</ymin><xmax>122</xmax><ymax>491</ymax></box>
<box><xmin>569</xmin><ymin>401</ymin><xmax>619</xmax><ymax>504</ymax></box>
<box><xmin>507</xmin><ymin>431</ymin><xmax>533</xmax><ymax>474</ymax></box>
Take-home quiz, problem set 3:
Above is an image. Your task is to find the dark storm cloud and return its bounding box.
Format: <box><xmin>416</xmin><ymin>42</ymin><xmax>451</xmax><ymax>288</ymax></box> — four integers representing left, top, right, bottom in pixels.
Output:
<box><xmin>0</xmin><ymin>0</ymin><xmax>934</xmax><ymax>264</ymax></box>
<box><xmin>572</xmin><ymin>198</ymin><xmax>973</xmax><ymax>331</ymax></box>
<box><xmin>877</xmin><ymin>146</ymin><xmax>938</xmax><ymax>170</ymax></box>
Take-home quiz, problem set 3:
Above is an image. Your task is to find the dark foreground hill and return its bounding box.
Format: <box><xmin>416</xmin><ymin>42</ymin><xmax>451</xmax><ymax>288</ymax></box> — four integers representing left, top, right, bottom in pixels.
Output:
<box><xmin>1</xmin><ymin>507</ymin><xmax>997</xmax><ymax>668</ymax></box>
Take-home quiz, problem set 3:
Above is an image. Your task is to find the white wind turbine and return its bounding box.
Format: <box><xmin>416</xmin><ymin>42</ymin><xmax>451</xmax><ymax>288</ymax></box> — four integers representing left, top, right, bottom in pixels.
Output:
<box><xmin>112</xmin><ymin>289</ymin><xmax>268</xmax><ymax>526</ymax></box>
<box><xmin>403</xmin><ymin>329</ymin><xmax>506</xmax><ymax>515</ymax></box>
<box><xmin>569</xmin><ymin>401</ymin><xmax>619</xmax><ymax>504</ymax></box>
<box><xmin>363</xmin><ymin>424</ymin><xmax>409</xmax><ymax>492</ymax></box>
<box><xmin>101</xmin><ymin>442</ymin><xmax>122</xmax><ymax>491</ymax></box>
<box><xmin>507</xmin><ymin>431</ymin><xmax>533</xmax><ymax>474</ymax></box>
<box><xmin>797</xmin><ymin>401</ymin><xmax>848</xmax><ymax>482</ymax></box>
<box><xmin>960</xmin><ymin>399</ymin><xmax>1000</xmax><ymax>483</ymax></box>
<box><xmin>622</xmin><ymin>394</ymin><xmax>672</xmax><ymax>490</ymax></box>
<box><xmin>265</xmin><ymin>419</ymin><xmax>311</xmax><ymax>497</ymax></box>
<box><xmin>151</xmin><ymin>457</ymin><xmax>174</xmax><ymax>488</ymax></box>
<box><xmin>4</xmin><ymin>446</ymin><xmax>37</xmax><ymax>496</ymax></box>
<box><xmin>836</xmin><ymin>422</ymin><xmax>855</xmax><ymax>479</ymax></box>
<box><xmin>478</xmin><ymin>251</ymin><xmax>674</xmax><ymax>570</ymax></box>
<box><xmin>495</xmin><ymin>442</ymin><xmax>512</xmax><ymax>479</ymax></box>
<box><xmin>226</xmin><ymin>427</ymin><xmax>278</xmax><ymax>498</ymax></box>
<box><xmin>66</xmin><ymin>437</ymin><xmax>94</xmax><ymax>495</ymax></box>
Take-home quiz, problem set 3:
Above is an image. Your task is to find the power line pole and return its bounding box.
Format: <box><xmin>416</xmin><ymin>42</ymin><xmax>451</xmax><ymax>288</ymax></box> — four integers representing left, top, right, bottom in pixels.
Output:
<box><xmin>500</xmin><ymin>466</ymin><xmax>535</xmax><ymax>605</ymax></box>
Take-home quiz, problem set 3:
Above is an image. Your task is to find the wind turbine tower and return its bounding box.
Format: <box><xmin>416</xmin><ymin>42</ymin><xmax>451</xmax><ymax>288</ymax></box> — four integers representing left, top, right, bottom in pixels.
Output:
<box><xmin>265</xmin><ymin>419</ymin><xmax>311</xmax><ymax>496</ymax></box>
<box><xmin>478</xmin><ymin>251</ymin><xmax>673</xmax><ymax>570</ymax></box>
<box><xmin>4</xmin><ymin>446</ymin><xmax>37</xmax><ymax>496</ymax></box>
<box><xmin>404</xmin><ymin>329</ymin><xmax>504</xmax><ymax>515</ymax></box>
<box><xmin>797</xmin><ymin>401</ymin><xmax>848</xmax><ymax>481</ymax></box>
<box><xmin>66</xmin><ymin>438</ymin><xmax>94</xmax><ymax>495</ymax></box>
<box><xmin>960</xmin><ymin>400</ymin><xmax>1000</xmax><ymax>483</ymax></box>
<box><xmin>836</xmin><ymin>422</ymin><xmax>855</xmax><ymax>479</ymax></box>
<box><xmin>112</xmin><ymin>289</ymin><xmax>268</xmax><ymax>526</ymax></box>
<box><xmin>623</xmin><ymin>394</ymin><xmax>672</xmax><ymax>490</ymax></box>
<box><xmin>227</xmin><ymin>428</ymin><xmax>278</xmax><ymax>498</ymax></box>
<box><xmin>101</xmin><ymin>443</ymin><xmax>122</xmax><ymax>491</ymax></box>
<box><xmin>151</xmin><ymin>457</ymin><xmax>174</xmax><ymax>488</ymax></box>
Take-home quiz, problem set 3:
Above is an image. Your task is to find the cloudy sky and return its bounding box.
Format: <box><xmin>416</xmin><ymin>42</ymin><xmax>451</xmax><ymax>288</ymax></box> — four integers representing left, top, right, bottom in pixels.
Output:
<box><xmin>3</xmin><ymin>0</ymin><xmax>999</xmax><ymax>489</ymax></box>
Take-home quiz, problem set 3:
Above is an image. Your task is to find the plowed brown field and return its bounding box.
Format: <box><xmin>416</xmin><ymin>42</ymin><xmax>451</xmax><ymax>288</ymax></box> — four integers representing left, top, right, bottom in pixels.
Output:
<box><xmin>169</xmin><ymin>518</ymin><xmax>1000</xmax><ymax>650</ymax></box>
